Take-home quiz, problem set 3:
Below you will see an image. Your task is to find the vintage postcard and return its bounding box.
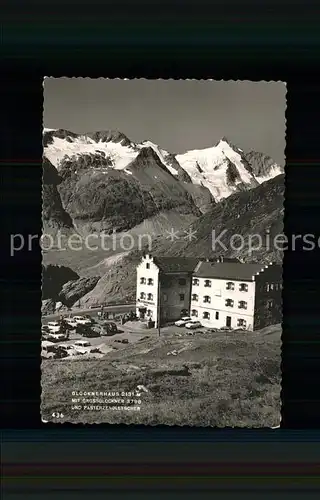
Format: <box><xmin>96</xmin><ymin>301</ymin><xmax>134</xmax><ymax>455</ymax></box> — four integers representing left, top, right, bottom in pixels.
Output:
<box><xmin>41</xmin><ymin>78</ymin><xmax>285</xmax><ymax>426</ymax></box>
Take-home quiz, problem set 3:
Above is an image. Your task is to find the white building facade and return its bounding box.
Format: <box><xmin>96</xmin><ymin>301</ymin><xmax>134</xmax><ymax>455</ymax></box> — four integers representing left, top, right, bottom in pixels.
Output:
<box><xmin>190</xmin><ymin>275</ymin><xmax>256</xmax><ymax>330</ymax></box>
<box><xmin>136</xmin><ymin>254</ymin><xmax>160</xmax><ymax>326</ymax></box>
<box><xmin>136</xmin><ymin>256</ymin><xmax>282</xmax><ymax>331</ymax></box>
<box><xmin>136</xmin><ymin>254</ymin><xmax>198</xmax><ymax>327</ymax></box>
<box><xmin>190</xmin><ymin>261</ymin><xmax>282</xmax><ymax>331</ymax></box>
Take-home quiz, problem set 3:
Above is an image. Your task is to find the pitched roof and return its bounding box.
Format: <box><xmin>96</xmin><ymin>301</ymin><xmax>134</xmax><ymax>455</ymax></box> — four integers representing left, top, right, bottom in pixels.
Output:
<box><xmin>153</xmin><ymin>257</ymin><xmax>199</xmax><ymax>274</ymax></box>
<box><xmin>194</xmin><ymin>262</ymin><xmax>266</xmax><ymax>281</ymax></box>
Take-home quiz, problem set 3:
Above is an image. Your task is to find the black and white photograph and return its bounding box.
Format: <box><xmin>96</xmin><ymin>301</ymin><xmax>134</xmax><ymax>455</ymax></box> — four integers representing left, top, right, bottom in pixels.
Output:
<box><xmin>40</xmin><ymin>78</ymin><xmax>285</xmax><ymax>426</ymax></box>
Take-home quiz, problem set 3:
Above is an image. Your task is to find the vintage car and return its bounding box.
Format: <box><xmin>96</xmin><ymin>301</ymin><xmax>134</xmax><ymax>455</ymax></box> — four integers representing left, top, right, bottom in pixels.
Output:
<box><xmin>174</xmin><ymin>316</ymin><xmax>192</xmax><ymax>327</ymax></box>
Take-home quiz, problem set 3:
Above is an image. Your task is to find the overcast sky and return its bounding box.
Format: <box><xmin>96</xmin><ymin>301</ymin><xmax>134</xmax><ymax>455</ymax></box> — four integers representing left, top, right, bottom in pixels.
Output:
<box><xmin>43</xmin><ymin>78</ymin><xmax>286</xmax><ymax>165</ymax></box>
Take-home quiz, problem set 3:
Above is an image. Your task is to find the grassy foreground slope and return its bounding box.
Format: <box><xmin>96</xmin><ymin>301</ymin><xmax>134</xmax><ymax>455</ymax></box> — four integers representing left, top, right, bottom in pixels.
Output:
<box><xmin>41</xmin><ymin>324</ymin><xmax>281</xmax><ymax>427</ymax></box>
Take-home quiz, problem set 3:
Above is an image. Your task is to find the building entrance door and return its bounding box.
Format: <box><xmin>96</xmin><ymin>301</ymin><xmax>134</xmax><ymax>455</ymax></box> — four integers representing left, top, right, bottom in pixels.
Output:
<box><xmin>226</xmin><ymin>316</ymin><xmax>232</xmax><ymax>328</ymax></box>
<box><xmin>139</xmin><ymin>307</ymin><xmax>147</xmax><ymax>320</ymax></box>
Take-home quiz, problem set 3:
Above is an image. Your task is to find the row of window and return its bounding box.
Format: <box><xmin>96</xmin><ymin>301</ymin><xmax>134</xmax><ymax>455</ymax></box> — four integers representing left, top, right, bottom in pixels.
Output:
<box><xmin>142</xmin><ymin>275</ymin><xmax>281</xmax><ymax>293</ymax></box>
<box><xmin>140</xmin><ymin>292</ymin><xmax>186</xmax><ymax>302</ymax></box>
<box><xmin>142</xmin><ymin>273</ymin><xmax>281</xmax><ymax>293</ymax></box>
<box><xmin>225</xmin><ymin>299</ymin><xmax>247</xmax><ymax>309</ymax></box>
<box><xmin>191</xmin><ymin>310</ymin><xmax>219</xmax><ymax>320</ymax></box>
<box><xmin>190</xmin><ymin>309</ymin><xmax>247</xmax><ymax>327</ymax></box>
<box><xmin>192</xmin><ymin>279</ymin><xmax>248</xmax><ymax>292</ymax></box>
<box><xmin>191</xmin><ymin>295</ymin><xmax>248</xmax><ymax>309</ymax></box>
<box><xmin>140</xmin><ymin>277</ymin><xmax>187</xmax><ymax>286</ymax></box>
<box><xmin>140</xmin><ymin>277</ymin><xmax>154</xmax><ymax>285</ymax></box>
<box><xmin>266</xmin><ymin>283</ymin><xmax>282</xmax><ymax>292</ymax></box>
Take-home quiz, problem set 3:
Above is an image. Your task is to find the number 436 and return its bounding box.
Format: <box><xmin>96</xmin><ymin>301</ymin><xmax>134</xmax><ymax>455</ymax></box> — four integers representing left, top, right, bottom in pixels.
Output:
<box><xmin>52</xmin><ymin>412</ymin><xmax>64</xmax><ymax>418</ymax></box>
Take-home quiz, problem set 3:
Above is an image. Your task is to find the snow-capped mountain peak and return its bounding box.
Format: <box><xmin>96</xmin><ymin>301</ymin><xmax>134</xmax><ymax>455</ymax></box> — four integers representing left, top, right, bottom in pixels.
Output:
<box><xmin>43</xmin><ymin>128</ymin><xmax>283</xmax><ymax>204</ymax></box>
<box><xmin>175</xmin><ymin>138</ymin><xmax>258</xmax><ymax>201</ymax></box>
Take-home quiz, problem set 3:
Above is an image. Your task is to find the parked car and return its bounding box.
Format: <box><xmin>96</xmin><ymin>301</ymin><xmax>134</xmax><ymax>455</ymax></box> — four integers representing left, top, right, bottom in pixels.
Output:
<box><xmin>73</xmin><ymin>340</ymin><xmax>92</xmax><ymax>354</ymax></box>
<box><xmin>75</xmin><ymin>324</ymin><xmax>98</xmax><ymax>337</ymax></box>
<box><xmin>59</xmin><ymin>344</ymin><xmax>79</xmax><ymax>357</ymax></box>
<box><xmin>41</xmin><ymin>326</ymin><xmax>51</xmax><ymax>339</ymax></box>
<box><xmin>101</xmin><ymin>322</ymin><xmax>118</xmax><ymax>336</ymax></box>
<box><xmin>52</xmin><ymin>346</ymin><xmax>69</xmax><ymax>359</ymax></box>
<box><xmin>41</xmin><ymin>340</ymin><xmax>55</xmax><ymax>358</ymax></box>
<box><xmin>47</xmin><ymin>333</ymin><xmax>68</xmax><ymax>343</ymax></box>
<box><xmin>83</xmin><ymin>315</ymin><xmax>94</xmax><ymax>323</ymax></box>
<box><xmin>73</xmin><ymin>315</ymin><xmax>91</xmax><ymax>325</ymax></box>
<box><xmin>65</xmin><ymin>317</ymin><xmax>78</xmax><ymax>329</ymax></box>
<box><xmin>185</xmin><ymin>320</ymin><xmax>202</xmax><ymax>329</ymax></box>
<box><xmin>47</xmin><ymin>321</ymin><xmax>61</xmax><ymax>333</ymax></box>
<box><xmin>90</xmin><ymin>325</ymin><xmax>104</xmax><ymax>335</ymax></box>
<box><xmin>175</xmin><ymin>316</ymin><xmax>192</xmax><ymax>327</ymax></box>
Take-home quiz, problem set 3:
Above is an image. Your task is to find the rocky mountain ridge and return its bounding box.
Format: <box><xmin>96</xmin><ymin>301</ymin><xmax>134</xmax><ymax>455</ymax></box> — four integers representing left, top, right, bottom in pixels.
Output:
<box><xmin>43</xmin><ymin>128</ymin><xmax>284</xmax><ymax>235</ymax></box>
<box><xmin>42</xmin><ymin>174</ymin><xmax>284</xmax><ymax>310</ymax></box>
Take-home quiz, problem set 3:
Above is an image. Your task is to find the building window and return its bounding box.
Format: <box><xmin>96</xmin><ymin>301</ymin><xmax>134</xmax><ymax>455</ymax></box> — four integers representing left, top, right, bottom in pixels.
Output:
<box><xmin>267</xmin><ymin>299</ymin><xmax>273</xmax><ymax>310</ymax></box>
<box><xmin>266</xmin><ymin>283</ymin><xmax>270</xmax><ymax>292</ymax></box>
<box><xmin>225</xmin><ymin>299</ymin><xmax>234</xmax><ymax>307</ymax></box>
<box><xmin>238</xmin><ymin>300</ymin><xmax>247</xmax><ymax>310</ymax></box>
<box><xmin>192</xmin><ymin>294</ymin><xmax>198</xmax><ymax>301</ymax></box>
<box><xmin>192</xmin><ymin>278</ymin><xmax>199</xmax><ymax>286</ymax></box>
<box><xmin>140</xmin><ymin>292</ymin><xmax>146</xmax><ymax>300</ymax></box>
<box><xmin>140</xmin><ymin>277</ymin><xmax>146</xmax><ymax>284</ymax></box>
<box><xmin>239</xmin><ymin>283</ymin><xmax>248</xmax><ymax>292</ymax></box>
<box><xmin>270</xmin><ymin>283</ymin><xmax>274</xmax><ymax>291</ymax></box>
<box><xmin>179</xmin><ymin>278</ymin><xmax>186</xmax><ymax>286</ymax></box>
<box><xmin>204</xmin><ymin>280</ymin><xmax>212</xmax><ymax>288</ymax></box>
<box><xmin>237</xmin><ymin>318</ymin><xmax>246</xmax><ymax>328</ymax></box>
<box><xmin>146</xmin><ymin>263</ymin><xmax>150</xmax><ymax>269</ymax></box>
<box><xmin>147</xmin><ymin>293</ymin><xmax>153</xmax><ymax>301</ymax></box>
<box><xmin>147</xmin><ymin>309</ymin><xmax>152</xmax><ymax>317</ymax></box>
<box><xmin>203</xmin><ymin>295</ymin><xmax>211</xmax><ymax>304</ymax></box>
<box><xmin>203</xmin><ymin>311</ymin><xmax>210</xmax><ymax>319</ymax></box>
<box><xmin>226</xmin><ymin>282</ymin><xmax>235</xmax><ymax>290</ymax></box>
<box><xmin>179</xmin><ymin>293</ymin><xmax>185</xmax><ymax>302</ymax></box>
<box><xmin>191</xmin><ymin>309</ymin><xmax>198</xmax><ymax>317</ymax></box>
<box><xmin>215</xmin><ymin>312</ymin><xmax>219</xmax><ymax>320</ymax></box>
<box><xmin>163</xmin><ymin>293</ymin><xmax>168</xmax><ymax>302</ymax></box>
<box><xmin>147</xmin><ymin>278</ymin><xmax>154</xmax><ymax>285</ymax></box>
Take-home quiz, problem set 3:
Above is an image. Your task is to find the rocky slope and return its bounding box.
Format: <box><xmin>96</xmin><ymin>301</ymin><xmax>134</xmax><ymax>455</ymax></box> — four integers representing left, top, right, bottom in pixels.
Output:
<box><xmin>55</xmin><ymin>147</ymin><xmax>201</xmax><ymax>235</ymax></box>
<box><xmin>43</xmin><ymin>129</ymin><xmax>283</xmax><ymax>235</ymax></box>
<box><xmin>42</xmin><ymin>158</ymin><xmax>74</xmax><ymax>234</ymax></box>
<box><xmin>58</xmin><ymin>276</ymin><xmax>100</xmax><ymax>307</ymax></box>
<box><xmin>150</xmin><ymin>173</ymin><xmax>285</xmax><ymax>263</ymax></box>
<box><xmin>244</xmin><ymin>150</ymin><xmax>284</xmax><ymax>183</ymax></box>
<box><xmin>76</xmin><ymin>174</ymin><xmax>285</xmax><ymax>307</ymax></box>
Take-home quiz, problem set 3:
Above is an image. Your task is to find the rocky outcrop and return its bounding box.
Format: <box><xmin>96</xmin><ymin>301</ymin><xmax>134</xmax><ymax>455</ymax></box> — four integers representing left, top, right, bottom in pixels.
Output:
<box><xmin>244</xmin><ymin>151</ymin><xmax>284</xmax><ymax>179</ymax></box>
<box><xmin>42</xmin><ymin>158</ymin><xmax>74</xmax><ymax>232</ymax></box>
<box><xmin>42</xmin><ymin>264</ymin><xmax>79</xmax><ymax>301</ymax></box>
<box><xmin>55</xmin><ymin>147</ymin><xmax>201</xmax><ymax>235</ymax></box>
<box><xmin>42</xmin><ymin>298</ymin><xmax>56</xmax><ymax>315</ymax></box>
<box><xmin>58</xmin><ymin>276</ymin><xmax>100</xmax><ymax>307</ymax></box>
